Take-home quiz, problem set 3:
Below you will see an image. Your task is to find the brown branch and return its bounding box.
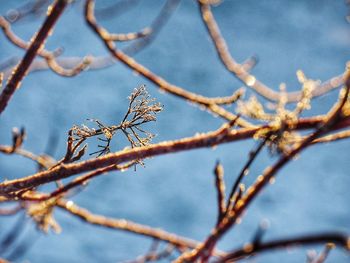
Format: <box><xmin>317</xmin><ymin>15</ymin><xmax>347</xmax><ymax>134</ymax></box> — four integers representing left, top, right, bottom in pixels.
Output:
<box><xmin>1</xmin><ymin>113</ymin><xmax>350</xmax><ymax>197</ymax></box>
<box><xmin>0</xmin><ymin>16</ymin><xmax>60</xmax><ymax>58</ymax></box>
<box><xmin>0</xmin><ymin>145</ymin><xmax>55</xmax><ymax>169</ymax></box>
<box><xmin>217</xmin><ymin>232</ymin><xmax>350</xmax><ymax>262</ymax></box>
<box><xmin>0</xmin><ymin>122</ymin><xmax>254</xmax><ymax>195</ymax></box>
<box><xmin>45</xmin><ymin>55</ymin><xmax>92</xmax><ymax>77</ymax></box>
<box><xmin>225</xmin><ymin>135</ymin><xmax>269</xmax><ymax>215</ymax></box>
<box><xmin>102</xmin><ymin>0</ymin><xmax>180</xmax><ymax>44</ymax></box>
<box><xmin>106</xmin><ymin>28</ymin><xmax>151</xmax><ymax>42</ymax></box>
<box><xmin>198</xmin><ymin>2</ymin><xmax>346</xmax><ymax>103</ymax></box>
<box><xmin>97</xmin><ymin>0</ymin><xmax>180</xmax><ymax>55</ymax></box>
<box><xmin>56</xmin><ymin>199</ymin><xmax>225</xmax><ymax>256</ymax></box>
<box><xmin>0</xmin><ymin>0</ymin><xmax>69</xmax><ymax>115</ymax></box>
<box><xmin>51</xmin><ymin>129</ymin><xmax>87</xmax><ymax>168</ymax></box>
<box><xmin>0</xmin><ymin>55</ymin><xmax>115</xmax><ymax>80</ymax></box>
<box><xmin>20</xmin><ymin>161</ymin><xmax>137</xmax><ymax>201</ymax></box>
<box><xmin>214</xmin><ymin>161</ymin><xmax>226</xmax><ymax>224</ymax></box>
<box><xmin>0</xmin><ymin>2</ymin><xmax>348</xmax><ymax>261</ymax></box>
<box><xmin>175</xmin><ymin>71</ymin><xmax>350</xmax><ymax>262</ymax></box>
<box><xmin>0</xmin><ymin>128</ymin><xmax>57</xmax><ymax>174</ymax></box>
<box><xmin>84</xmin><ymin>0</ymin><xmax>250</xmax><ymax>127</ymax></box>
<box><xmin>1</xmin><ymin>0</ymin><xmax>179</xmax><ymax>79</ymax></box>
<box><xmin>309</xmin><ymin>130</ymin><xmax>350</xmax><ymax>144</ymax></box>
<box><xmin>122</xmin><ymin>0</ymin><xmax>181</xmax><ymax>56</ymax></box>
<box><xmin>0</xmin><ymin>15</ymin><xmax>92</xmax><ymax>77</ymax></box>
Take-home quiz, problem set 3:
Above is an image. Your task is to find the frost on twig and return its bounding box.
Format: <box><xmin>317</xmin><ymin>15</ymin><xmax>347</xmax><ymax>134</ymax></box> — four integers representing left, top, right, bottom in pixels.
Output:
<box><xmin>71</xmin><ymin>85</ymin><xmax>163</xmax><ymax>161</ymax></box>
<box><xmin>237</xmin><ymin>70</ymin><xmax>318</xmax><ymax>154</ymax></box>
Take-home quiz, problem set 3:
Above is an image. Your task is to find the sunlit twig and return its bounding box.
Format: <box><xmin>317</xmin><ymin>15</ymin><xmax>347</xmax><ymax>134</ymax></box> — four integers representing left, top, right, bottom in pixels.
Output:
<box><xmin>0</xmin><ymin>0</ymin><xmax>70</xmax><ymax>115</ymax></box>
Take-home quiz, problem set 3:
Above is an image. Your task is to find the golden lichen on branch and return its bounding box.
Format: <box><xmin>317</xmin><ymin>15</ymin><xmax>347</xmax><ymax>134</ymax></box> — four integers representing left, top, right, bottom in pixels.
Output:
<box><xmin>237</xmin><ymin>70</ymin><xmax>319</xmax><ymax>154</ymax></box>
<box><xmin>26</xmin><ymin>197</ymin><xmax>61</xmax><ymax>234</ymax></box>
<box><xmin>71</xmin><ymin>85</ymin><xmax>163</xmax><ymax>160</ymax></box>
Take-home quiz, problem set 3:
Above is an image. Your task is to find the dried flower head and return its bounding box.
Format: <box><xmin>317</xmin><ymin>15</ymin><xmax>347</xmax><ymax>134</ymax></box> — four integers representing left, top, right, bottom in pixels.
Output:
<box><xmin>71</xmin><ymin>85</ymin><xmax>163</xmax><ymax>158</ymax></box>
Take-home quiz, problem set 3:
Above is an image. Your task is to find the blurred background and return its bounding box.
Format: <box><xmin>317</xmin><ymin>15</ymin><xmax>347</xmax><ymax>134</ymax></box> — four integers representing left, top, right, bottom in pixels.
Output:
<box><xmin>0</xmin><ymin>0</ymin><xmax>349</xmax><ymax>262</ymax></box>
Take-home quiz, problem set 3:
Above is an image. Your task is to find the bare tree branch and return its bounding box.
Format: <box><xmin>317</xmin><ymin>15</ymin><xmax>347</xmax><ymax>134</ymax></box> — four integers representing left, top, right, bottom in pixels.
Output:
<box><xmin>217</xmin><ymin>232</ymin><xmax>350</xmax><ymax>262</ymax></box>
<box><xmin>84</xmin><ymin>0</ymin><xmax>250</xmax><ymax>127</ymax></box>
<box><xmin>213</xmin><ymin>161</ymin><xmax>226</xmax><ymax>224</ymax></box>
<box><xmin>0</xmin><ymin>0</ymin><xmax>69</xmax><ymax>114</ymax></box>
<box><xmin>1</xmin><ymin>110</ymin><xmax>350</xmax><ymax>197</ymax></box>
<box><xmin>175</xmin><ymin>70</ymin><xmax>350</xmax><ymax>262</ymax></box>
<box><xmin>56</xmin><ymin>199</ymin><xmax>225</xmax><ymax>257</ymax></box>
<box><xmin>198</xmin><ymin>2</ymin><xmax>346</xmax><ymax>103</ymax></box>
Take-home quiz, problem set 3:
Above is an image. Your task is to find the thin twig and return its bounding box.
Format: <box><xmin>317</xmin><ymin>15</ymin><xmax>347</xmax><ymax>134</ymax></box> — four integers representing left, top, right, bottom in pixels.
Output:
<box><xmin>84</xmin><ymin>0</ymin><xmax>249</xmax><ymax>127</ymax></box>
<box><xmin>311</xmin><ymin>130</ymin><xmax>350</xmax><ymax>144</ymax></box>
<box><xmin>20</xmin><ymin>161</ymin><xmax>137</xmax><ymax>201</ymax></box>
<box><xmin>0</xmin><ymin>145</ymin><xmax>55</xmax><ymax>169</ymax></box>
<box><xmin>217</xmin><ymin>233</ymin><xmax>350</xmax><ymax>262</ymax></box>
<box><xmin>1</xmin><ymin>0</ymin><xmax>179</xmax><ymax>79</ymax></box>
<box><xmin>0</xmin><ymin>0</ymin><xmax>69</xmax><ymax>115</ymax></box>
<box><xmin>1</xmin><ymin>113</ymin><xmax>350</xmax><ymax>196</ymax></box>
<box><xmin>123</xmin><ymin>0</ymin><xmax>181</xmax><ymax>56</ymax></box>
<box><xmin>174</xmin><ymin>71</ymin><xmax>350</xmax><ymax>262</ymax></box>
<box><xmin>0</xmin><ymin>15</ymin><xmax>92</xmax><ymax>77</ymax></box>
<box><xmin>198</xmin><ymin>2</ymin><xmax>346</xmax><ymax>103</ymax></box>
<box><xmin>214</xmin><ymin>161</ymin><xmax>226</xmax><ymax>224</ymax></box>
<box><xmin>56</xmin><ymin>199</ymin><xmax>225</xmax><ymax>256</ymax></box>
<box><xmin>308</xmin><ymin>243</ymin><xmax>335</xmax><ymax>263</ymax></box>
<box><xmin>225</xmin><ymin>135</ymin><xmax>270</xmax><ymax>215</ymax></box>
